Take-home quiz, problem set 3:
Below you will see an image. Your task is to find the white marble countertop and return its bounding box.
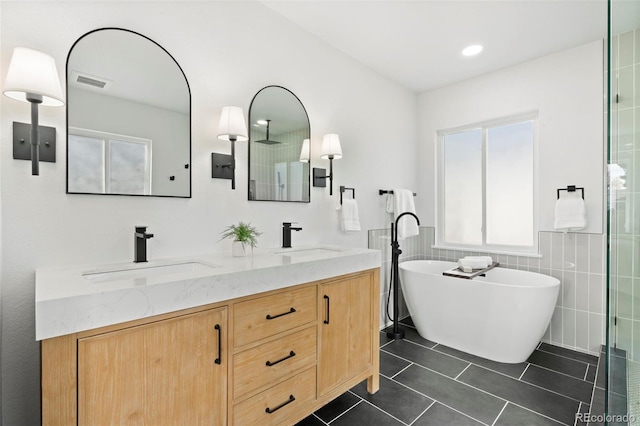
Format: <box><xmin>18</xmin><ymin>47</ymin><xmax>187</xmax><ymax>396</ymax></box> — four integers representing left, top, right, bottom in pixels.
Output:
<box><xmin>35</xmin><ymin>245</ymin><xmax>381</xmax><ymax>341</ymax></box>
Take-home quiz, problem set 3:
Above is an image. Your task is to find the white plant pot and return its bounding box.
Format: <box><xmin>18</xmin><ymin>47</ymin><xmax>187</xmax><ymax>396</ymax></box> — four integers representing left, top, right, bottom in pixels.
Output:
<box><xmin>232</xmin><ymin>241</ymin><xmax>248</xmax><ymax>257</ymax></box>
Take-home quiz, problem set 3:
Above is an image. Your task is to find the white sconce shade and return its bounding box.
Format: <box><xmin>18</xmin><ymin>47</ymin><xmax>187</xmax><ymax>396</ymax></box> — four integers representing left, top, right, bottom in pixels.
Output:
<box><xmin>217</xmin><ymin>106</ymin><xmax>248</xmax><ymax>142</ymax></box>
<box><xmin>320</xmin><ymin>133</ymin><xmax>342</xmax><ymax>159</ymax></box>
<box><xmin>299</xmin><ymin>138</ymin><xmax>310</xmax><ymax>162</ymax></box>
<box><xmin>3</xmin><ymin>47</ymin><xmax>64</xmax><ymax>106</ymax></box>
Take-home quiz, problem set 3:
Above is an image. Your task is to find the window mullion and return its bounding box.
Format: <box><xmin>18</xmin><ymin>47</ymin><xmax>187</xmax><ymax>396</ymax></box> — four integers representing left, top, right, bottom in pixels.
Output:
<box><xmin>481</xmin><ymin>128</ymin><xmax>488</xmax><ymax>247</ymax></box>
<box><xmin>103</xmin><ymin>139</ymin><xmax>110</xmax><ymax>194</ymax></box>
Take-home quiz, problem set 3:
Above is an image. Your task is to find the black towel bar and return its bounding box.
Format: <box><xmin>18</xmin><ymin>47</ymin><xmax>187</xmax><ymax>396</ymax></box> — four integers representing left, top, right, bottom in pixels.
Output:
<box><xmin>379</xmin><ymin>189</ymin><xmax>417</xmax><ymax>196</ymax></box>
<box><xmin>557</xmin><ymin>185</ymin><xmax>584</xmax><ymax>200</ymax></box>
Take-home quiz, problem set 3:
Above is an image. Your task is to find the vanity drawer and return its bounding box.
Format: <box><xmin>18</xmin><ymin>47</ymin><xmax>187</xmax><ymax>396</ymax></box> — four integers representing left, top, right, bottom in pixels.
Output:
<box><xmin>234</xmin><ymin>325</ymin><xmax>316</xmax><ymax>399</ymax></box>
<box><xmin>233</xmin><ymin>366</ymin><xmax>316</xmax><ymax>426</ymax></box>
<box><xmin>233</xmin><ymin>286</ymin><xmax>316</xmax><ymax>347</ymax></box>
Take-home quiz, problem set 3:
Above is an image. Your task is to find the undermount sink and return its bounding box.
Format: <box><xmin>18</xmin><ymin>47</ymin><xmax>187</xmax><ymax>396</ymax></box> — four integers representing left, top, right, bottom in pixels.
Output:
<box><xmin>82</xmin><ymin>261</ymin><xmax>218</xmax><ymax>283</ymax></box>
<box><xmin>275</xmin><ymin>247</ymin><xmax>345</xmax><ymax>258</ymax></box>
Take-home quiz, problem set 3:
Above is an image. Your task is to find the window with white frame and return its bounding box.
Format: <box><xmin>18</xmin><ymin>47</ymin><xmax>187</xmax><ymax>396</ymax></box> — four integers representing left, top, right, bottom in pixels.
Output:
<box><xmin>68</xmin><ymin>127</ymin><xmax>152</xmax><ymax>195</ymax></box>
<box><xmin>437</xmin><ymin>113</ymin><xmax>537</xmax><ymax>254</ymax></box>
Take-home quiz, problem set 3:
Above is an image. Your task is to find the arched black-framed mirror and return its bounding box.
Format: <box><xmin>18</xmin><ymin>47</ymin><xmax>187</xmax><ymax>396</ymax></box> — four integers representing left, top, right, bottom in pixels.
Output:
<box><xmin>66</xmin><ymin>28</ymin><xmax>191</xmax><ymax>197</ymax></box>
<box><xmin>248</xmin><ymin>85</ymin><xmax>310</xmax><ymax>202</ymax></box>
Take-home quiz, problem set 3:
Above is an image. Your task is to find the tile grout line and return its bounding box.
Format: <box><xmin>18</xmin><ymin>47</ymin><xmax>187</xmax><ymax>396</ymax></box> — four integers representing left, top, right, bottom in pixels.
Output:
<box><xmin>390</xmin><ymin>362</ymin><xmax>415</xmax><ymax>379</ymax></box>
<box><xmin>407</xmin><ymin>401</ymin><xmax>435</xmax><ymax>426</ymax></box>
<box><xmin>537</xmin><ymin>346</ymin><xmax>599</xmax><ymax>367</ymax></box>
<box><xmin>385</xmin><ymin>374</ymin><xmax>493</xmax><ymax>426</ymax></box>
<box><xmin>311</xmin><ymin>412</ymin><xmax>329</xmax><ymax>426</ymax></box>
<box><xmin>393</xmin><ymin>365</ymin><xmax>568</xmax><ymax>426</ymax></box>
<box><xmin>428</xmin><ymin>344</ymin><xmax>527</xmax><ymax>377</ymax></box>
<box><xmin>464</xmin><ymin>363</ymin><xmax>591</xmax><ymax>408</ymax></box>
<box><xmin>528</xmin><ymin>361</ymin><xmax>595</xmax><ymax>385</ymax></box>
<box><xmin>490</xmin><ymin>401</ymin><xmax>509</xmax><ymax>426</ymax></box>
<box><xmin>574</xmin><ymin>402</ymin><xmax>583</xmax><ymax>426</ymax></box>
<box><xmin>518</xmin><ymin>363</ymin><xmax>531</xmax><ymax>380</ymax></box>
<box><xmin>326</xmin><ymin>399</ymin><xmax>363</xmax><ymax>425</ymax></box>
<box><xmin>454</xmin><ymin>362</ymin><xmax>472</xmax><ymax>380</ymax></box>
<box><xmin>381</xmin><ymin>341</ymin><xmax>590</xmax><ymax>425</ymax></box>
<box><xmin>583</xmin><ymin>365</ymin><xmax>590</xmax><ymax>381</ymax></box>
<box><xmin>422</xmin><ymin>343</ymin><xmax>528</xmax><ymax>379</ymax></box>
<box><xmin>385</xmin><ymin>345</ymin><xmax>590</xmax><ymax>406</ymax></box>
<box><xmin>505</xmin><ymin>402</ymin><xmax>570</xmax><ymax>426</ymax></box>
<box><xmin>353</xmin><ymin>396</ymin><xmax>413</xmax><ymax>426</ymax></box>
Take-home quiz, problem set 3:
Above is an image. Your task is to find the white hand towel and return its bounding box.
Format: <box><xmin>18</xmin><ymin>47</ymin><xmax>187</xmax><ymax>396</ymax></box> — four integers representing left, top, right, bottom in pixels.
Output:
<box><xmin>554</xmin><ymin>193</ymin><xmax>587</xmax><ymax>231</ymax></box>
<box><xmin>337</xmin><ymin>199</ymin><xmax>361</xmax><ymax>232</ymax></box>
<box><xmin>393</xmin><ymin>188</ymin><xmax>419</xmax><ymax>239</ymax></box>
<box><xmin>385</xmin><ymin>194</ymin><xmax>395</xmax><ymax>213</ymax></box>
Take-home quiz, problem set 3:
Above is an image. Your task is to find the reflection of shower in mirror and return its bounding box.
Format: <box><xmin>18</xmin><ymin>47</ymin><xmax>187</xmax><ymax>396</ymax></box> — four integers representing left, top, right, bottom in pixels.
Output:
<box><xmin>275</xmin><ymin>163</ymin><xmax>287</xmax><ymax>201</ymax></box>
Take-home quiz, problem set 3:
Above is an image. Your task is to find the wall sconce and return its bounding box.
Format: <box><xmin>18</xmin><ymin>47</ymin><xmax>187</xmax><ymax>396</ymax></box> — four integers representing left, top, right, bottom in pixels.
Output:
<box><xmin>313</xmin><ymin>133</ymin><xmax>342</xmax><ymax>195</ymax></box>
<box><xmin>3</xmin><ymin>47</ymin><xmax>64</xmax><ymax>176</ymax></box>
<box><xmin>299</xmin><ymin>138</ymin><xmax>310</xmax><ymax>162</ymax></box>
<box><xmin>214</xmin><ymin>106</ymin><xmax>248</xmax><ymax>190</ymax></box>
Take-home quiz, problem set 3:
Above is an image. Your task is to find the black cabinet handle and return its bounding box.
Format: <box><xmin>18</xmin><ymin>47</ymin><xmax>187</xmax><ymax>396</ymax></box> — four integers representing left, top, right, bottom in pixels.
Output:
<box><xmin>266</xmin><ymin>307</ymin><xmax>296</xmax><ymax>320</ymax></box>
<box><xmin>265</xmin><ymin>395</ymin><xmax>295</xmax><ymax>414</ymax></box>
<box><xmin>214</xmin><ymin>324</ymin><xmax>221</xmax><ymax>365</ymax></box>
<box><xmin>323</xmin><ymin>295</ymin><xmax>330</xmax><ymax>324</ymax></box>
<box><xmin>265</xmin><ymin>351</ymin><xmax>296</xmax><ymax>367</ymax></box>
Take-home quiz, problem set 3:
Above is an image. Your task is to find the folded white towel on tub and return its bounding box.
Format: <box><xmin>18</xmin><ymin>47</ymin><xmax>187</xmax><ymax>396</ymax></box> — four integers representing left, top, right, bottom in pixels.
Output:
<box><xmin>458</xmin><ymin>256</ymin><xmax>492</xmax><ymax>271</ymax></box>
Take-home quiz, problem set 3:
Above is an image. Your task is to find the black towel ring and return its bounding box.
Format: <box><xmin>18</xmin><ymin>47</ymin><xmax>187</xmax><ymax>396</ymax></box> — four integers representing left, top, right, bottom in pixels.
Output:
<box><xmin>557</xmin><ymin>185</ymin><xmax>584</xmax><ymax>200</ymax></box>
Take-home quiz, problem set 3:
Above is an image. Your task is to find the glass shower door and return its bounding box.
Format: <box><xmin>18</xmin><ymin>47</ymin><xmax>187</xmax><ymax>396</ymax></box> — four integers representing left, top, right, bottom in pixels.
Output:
<box><xmin>608</xmin><ymin>0</ymin><xmax>640</xmax><ymax>422</ymax></box>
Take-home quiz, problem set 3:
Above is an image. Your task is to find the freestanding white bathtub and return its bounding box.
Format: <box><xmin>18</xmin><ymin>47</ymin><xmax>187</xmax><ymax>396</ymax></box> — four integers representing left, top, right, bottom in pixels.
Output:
<box><xmin>399</xmin><ymin>260</ymin><xmax>560</xmax><ymax>363</ymax></box>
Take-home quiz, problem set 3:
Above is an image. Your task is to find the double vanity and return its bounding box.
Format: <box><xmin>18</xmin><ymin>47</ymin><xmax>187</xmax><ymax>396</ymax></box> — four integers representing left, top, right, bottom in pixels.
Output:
<box><xmin>41</xmin><ymin>26</ymin><xmax>379</xmax><ymax>425</ymax></box>
<box><xmin>37</xmin><ymin>245</ymin><xmax>381</xmax><ymax>425</ymax></box>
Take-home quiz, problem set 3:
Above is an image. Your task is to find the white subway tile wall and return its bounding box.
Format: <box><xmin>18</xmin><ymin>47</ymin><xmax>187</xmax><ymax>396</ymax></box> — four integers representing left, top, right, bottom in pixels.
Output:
<box><xmin>249</xmin><ymin>128</ymin><xmax>310</xmax><ymax>200</ymax></box>
<box><xmin>368</xmin><ymin>227</ymin><xmax>606</xmax><ymax>356</ymax></box>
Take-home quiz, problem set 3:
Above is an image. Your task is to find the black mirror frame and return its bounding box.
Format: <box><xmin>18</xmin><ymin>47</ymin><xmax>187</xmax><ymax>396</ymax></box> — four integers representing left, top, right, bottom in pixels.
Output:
<box><xmin>65</xmin><ymin>27</ymin><xmax>192</xmax><ymax>198</ymax></box>
<box><xmin>247</xmin><ymin>85</ymin><xmax>311</xmax><ymax>203</ymax></box>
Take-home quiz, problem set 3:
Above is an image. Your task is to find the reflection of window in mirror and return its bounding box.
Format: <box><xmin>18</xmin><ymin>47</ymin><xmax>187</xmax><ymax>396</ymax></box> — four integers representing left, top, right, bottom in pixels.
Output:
<box><xmin>437</xmin><ymin>112</ymin><xmax>537</xmax><ymax>254</ymax></box>
<box><xmin>68</xmin><ymin>128</ymin><xmax>151</xmax><ymax>195</ymax></box>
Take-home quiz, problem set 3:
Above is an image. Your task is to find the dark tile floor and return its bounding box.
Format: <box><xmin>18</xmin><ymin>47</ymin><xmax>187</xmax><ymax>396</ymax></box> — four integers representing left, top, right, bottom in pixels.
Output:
<box><xmin>588</xmin><ymin>346</ymin><xmax>628</xmax><ymax>426</ymax></box>
<box><xmin>297</xmin><ymin>317</ymin><xmax>599</xmax><ymax>426</ymax></box>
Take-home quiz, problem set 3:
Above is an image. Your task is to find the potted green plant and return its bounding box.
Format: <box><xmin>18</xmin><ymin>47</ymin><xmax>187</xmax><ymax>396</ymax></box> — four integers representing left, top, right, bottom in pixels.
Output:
<box><xmin>220</xmin><ymin>221</ymin><xmax>262</xmax><ymax>257</ymax></box>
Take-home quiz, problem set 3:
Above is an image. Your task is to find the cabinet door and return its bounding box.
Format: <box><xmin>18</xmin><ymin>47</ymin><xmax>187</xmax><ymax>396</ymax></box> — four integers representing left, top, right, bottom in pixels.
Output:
<box><xmin>318</xmin><ymin>272</ymin><xmax>374</xmax><ymax>395</ymax></box>
<box><xmin>78</xmin><ymin>307</ymin><xmax>227</xmax><ymax>425</ymax></box>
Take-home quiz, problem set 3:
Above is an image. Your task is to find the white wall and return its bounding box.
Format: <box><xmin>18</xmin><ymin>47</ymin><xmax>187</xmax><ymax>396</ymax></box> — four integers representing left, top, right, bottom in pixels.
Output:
<box><xmin>0</xmin><ymin>2</ymin><xmax>418</xmax><ymax>423</ymax></box>
<box><xmin>417</xmin><ymin>40</ymin><xmax>605</xmax><ymax>234</ymax></box>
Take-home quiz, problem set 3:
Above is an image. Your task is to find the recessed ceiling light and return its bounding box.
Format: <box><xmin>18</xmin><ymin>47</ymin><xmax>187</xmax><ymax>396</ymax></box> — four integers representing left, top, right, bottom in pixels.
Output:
<box><xmin>462</xmin><ymin>45</ymin><xmax>483</xmax><ymax>57</ymax></box>
<box><xmin>256</xmin><ymin>119</ymin><xmax>268</xmax><ymax>125</ymax></box>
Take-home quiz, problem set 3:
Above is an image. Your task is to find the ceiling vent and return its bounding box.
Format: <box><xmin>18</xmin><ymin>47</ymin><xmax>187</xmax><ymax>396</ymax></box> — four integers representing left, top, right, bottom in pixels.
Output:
<box><xmin>71</xmin><ymin>71</ymin><xmax>111</xmax><ymax>90</ymax></box>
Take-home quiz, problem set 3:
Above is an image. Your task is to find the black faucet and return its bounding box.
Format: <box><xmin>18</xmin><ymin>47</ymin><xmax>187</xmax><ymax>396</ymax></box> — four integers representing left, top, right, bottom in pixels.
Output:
<box><xmin>282</xmin><ymin>222</ymin><xmax>302</xmax><ymax>248</ymax></box>
<box><xmin>134</xmin><ymin>226</ymin><xmax>154</xmax><ymax>263</ymax></box>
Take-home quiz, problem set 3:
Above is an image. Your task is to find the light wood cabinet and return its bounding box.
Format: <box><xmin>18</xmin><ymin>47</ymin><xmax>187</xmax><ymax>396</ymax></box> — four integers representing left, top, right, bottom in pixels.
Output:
<box><xmin>230</xmin><ymin>284</ymin><xmax>318</xmax><ymax>425</ymax></box>
<box><xmin>77</xmin><ymin>306</ymin><xmax>227</xmax><ymax>425</ymax></box>
<box><xmin>318</xmin><ymin>271</ymin><xmax>377</xmax><ymax>396</ymax></box>
<box><xmin>41</xmin><ymin>268</ymin><xmax>379</xmax><ymax>426</ymax></box>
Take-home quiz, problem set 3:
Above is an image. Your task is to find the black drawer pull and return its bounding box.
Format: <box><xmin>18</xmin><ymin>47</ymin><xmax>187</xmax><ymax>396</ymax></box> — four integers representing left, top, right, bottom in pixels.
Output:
<box><xmin>266</xmin><ymin>351</ymin><xmax>296</xmax><ymax>367</ymax></box>
<box><xmin>266</xmin><ymin>307</ymin><xmax>296</xmax><ymax>320</ymax></box>
<box><xmin>265</xmin><ymin>395</ymin><xmax>295</xmax><ymax>414</ymax></box>
<box><xmin>214</xmin><ymin>324</ymin><xmax>222</xmax><ymax>365</ymax></box>
<box><xmin>323</xmin><ymin>295</ymin><xmax>330</xmax><ymax>324</ymax></box>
